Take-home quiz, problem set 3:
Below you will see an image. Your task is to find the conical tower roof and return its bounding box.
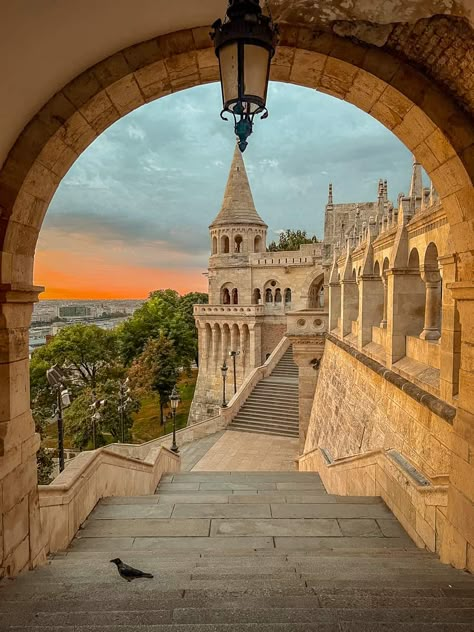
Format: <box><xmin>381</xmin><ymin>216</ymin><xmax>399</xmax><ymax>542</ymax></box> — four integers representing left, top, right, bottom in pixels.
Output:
<box><xmin>210</xmin><ymin>145</ymin><xmax>267</xmax><ymax>228</ymax></box>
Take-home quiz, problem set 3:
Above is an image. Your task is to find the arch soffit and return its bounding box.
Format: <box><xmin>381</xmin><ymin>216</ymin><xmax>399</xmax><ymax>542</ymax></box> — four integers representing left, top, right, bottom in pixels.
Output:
<box><xmin>300</xmin><ymin>268</ymin><xmax>326</xmax><ymax>298</ymax></box>
<box><xmin>0</xmin><ymin>25</ymin><xmax>473</xmax><ymax>287</ymax></box>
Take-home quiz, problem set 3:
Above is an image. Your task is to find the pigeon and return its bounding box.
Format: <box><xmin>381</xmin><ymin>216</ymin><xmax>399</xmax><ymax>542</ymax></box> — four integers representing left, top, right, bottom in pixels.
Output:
<box><xmin>110</xmin><ymin>558</ymin><xmax>154</xmax><ymax>582</ymax></box>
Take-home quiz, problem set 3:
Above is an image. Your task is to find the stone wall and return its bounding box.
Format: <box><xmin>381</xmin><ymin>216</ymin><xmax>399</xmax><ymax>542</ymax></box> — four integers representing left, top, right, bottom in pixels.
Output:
<box><xmin>305</xmin><ymin>338</ymin><xmax>454</xmax><ymax>481</ymax></box>
<box><xmin>261</xmin><ymin>324</ymin><xmax>287</xmax><ymax>364</ymax></box>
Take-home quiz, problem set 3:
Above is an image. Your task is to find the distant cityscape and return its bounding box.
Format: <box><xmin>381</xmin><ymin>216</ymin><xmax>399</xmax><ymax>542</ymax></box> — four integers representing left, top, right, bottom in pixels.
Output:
<box><xmin>30</xmin><ymin>300</ymin><xmax>145</xmax><ymax>356</ymax></box>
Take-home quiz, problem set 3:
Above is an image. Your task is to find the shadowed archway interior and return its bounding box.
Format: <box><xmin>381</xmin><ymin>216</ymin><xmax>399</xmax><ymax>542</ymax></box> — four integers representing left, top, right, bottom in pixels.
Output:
<box><xmin>0</xmin><ymin>16</ymin><xmax>473</xmax><ymax>579</ymax></box>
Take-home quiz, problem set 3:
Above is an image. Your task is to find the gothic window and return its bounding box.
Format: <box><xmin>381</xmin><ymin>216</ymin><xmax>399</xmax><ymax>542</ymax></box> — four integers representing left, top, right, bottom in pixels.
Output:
<box><xmin>308</xmin><ymin>276</ymin><xmax>324</xmax><ymax>309</ymax></box>
<box><xmin>232</xmin><ymin>288</ymin><xmax>239</xmax><ymax>305</ymax></box>
<box><xmin>318</xmin><ymin>286</ymin><xmax>325</xmax><ymax>308</ymax></box>
<box><xmin>275</xmin><ymin>288</ymin><xmax>282</xmax><ymax>303</ymax></box>
<box><xmin>265</xmin><ymin>289</ymin><xmax>273</xmax><ymax>303</ymax></box>
<box><xmin>252</xmin><ymin>288</ymin><xmax>261</xmax><ymax>305</ymax></box>
<box><xmin>222</xmin><ymin>288</ymin><xmax>231</xmax><ymax>305</ymax></box>
<box><xmin>284</xmin><ymin>288</ymin><xmax>292</xmax><ymax>304</ymax></box>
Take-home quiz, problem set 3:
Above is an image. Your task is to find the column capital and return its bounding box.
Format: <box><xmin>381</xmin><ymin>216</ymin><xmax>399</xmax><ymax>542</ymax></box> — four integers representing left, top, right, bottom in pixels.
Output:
<box><xmin>447</xmin><ymin>282</ymin><xmax>474</xmax><ymax>301</ymax></box>
<box><xmin>0</xmin><ymin>284</ymin><xmax>44</xmax><ymax>304</ymax></box>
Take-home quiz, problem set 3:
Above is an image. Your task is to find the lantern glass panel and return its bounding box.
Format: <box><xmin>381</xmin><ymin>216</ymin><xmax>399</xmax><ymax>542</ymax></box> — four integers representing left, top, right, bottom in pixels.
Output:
<box><xmin>219</xmin><ymin>42</ymin><xmax>239</xmax><ymax>106</ymax></box>
<box><xmin>243</xmin><ymin>44</ymin><xmax>270</xmax><ymax>108</ymax></box>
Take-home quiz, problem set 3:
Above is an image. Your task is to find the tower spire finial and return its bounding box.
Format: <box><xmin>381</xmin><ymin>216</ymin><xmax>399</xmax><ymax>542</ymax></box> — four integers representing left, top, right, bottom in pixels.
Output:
<box><xmin>409</xmin><ymin>155</ymin><xmax>423</xmax><ymax>205</ymax></box>
<box><xmin>328</xmin><ymin>183</ymin><xmax>333</xmax><ymax>206</ymax></box>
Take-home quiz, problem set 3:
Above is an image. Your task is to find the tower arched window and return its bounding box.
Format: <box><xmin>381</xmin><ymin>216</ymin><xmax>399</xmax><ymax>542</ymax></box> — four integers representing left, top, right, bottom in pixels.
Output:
<box><xmin>232</xmin><ymin>288</ymin><xmax>239</xmax><ymax>305</ymax></box>
<box><xmin>252</xmin><ymin>288</ymin><xmax>261</xmax><ymax>305</ymax></box>
<box><xmin>222</xmin><ymin>288</ymin><xmax>231</xmax><ymax>305</ymax></box>
<box><xmin>212</xmin><ymin>236</ymin><xmax>217</xmax><ymax>255</ymax></box>
<box><xmin>221</xmin><ymin>235</ymin><xmax>230</xmax><ymax>254</ymax></box>
<box><xmin>234</xmin><ymin>235</ymin><xmax>243</xmax><ymax>253</ymax></box>
<box><xmin>254</xmin><ymin>235</ymin><xmax>262</xmax><ymax>253</ymax></box>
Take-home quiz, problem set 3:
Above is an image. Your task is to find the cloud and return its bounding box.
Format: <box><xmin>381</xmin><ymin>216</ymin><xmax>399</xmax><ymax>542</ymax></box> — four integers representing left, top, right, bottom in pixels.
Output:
<box><xmin>38</xmin><ymin>82</ymin><xmax>417</xmax><ymax>297</ymax></box>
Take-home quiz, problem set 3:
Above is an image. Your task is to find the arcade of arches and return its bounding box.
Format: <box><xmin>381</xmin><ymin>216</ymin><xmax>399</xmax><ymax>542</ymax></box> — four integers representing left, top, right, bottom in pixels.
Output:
<box><xmin>0</xmin><ymin>3</ymin><xmax>474</xmax><ymax>578</ymax></box>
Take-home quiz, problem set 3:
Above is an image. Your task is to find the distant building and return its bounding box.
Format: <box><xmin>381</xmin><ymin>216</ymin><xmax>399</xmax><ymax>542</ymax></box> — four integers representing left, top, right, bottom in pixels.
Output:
<box><xmin>59</xmin><ymin>305</ymin><xmax>92</xmax><ymax>319</ymax></box>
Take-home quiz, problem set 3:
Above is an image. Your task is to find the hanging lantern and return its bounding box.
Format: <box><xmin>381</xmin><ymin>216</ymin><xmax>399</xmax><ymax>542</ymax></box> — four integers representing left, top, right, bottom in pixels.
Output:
<box><xmin>211</xmin><ymin>0</ymin><xmax>279</xmax><ymax>152</ymax></box>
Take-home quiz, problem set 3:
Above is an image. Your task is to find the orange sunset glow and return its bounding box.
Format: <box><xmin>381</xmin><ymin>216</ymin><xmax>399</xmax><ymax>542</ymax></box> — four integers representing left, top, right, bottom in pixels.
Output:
<box><xmin>34</xmin><ymin>249</ymin><xmax>207</xmax><ymax>300</ymax></box>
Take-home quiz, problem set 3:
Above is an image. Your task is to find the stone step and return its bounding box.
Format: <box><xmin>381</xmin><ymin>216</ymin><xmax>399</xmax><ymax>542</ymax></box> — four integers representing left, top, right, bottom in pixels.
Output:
<box><xmin>237</xmin><ymin>402</ymin><xmax>299</xmax><ymax>422</ymax></box>
<box><xmin>229</xmin><ymin>423</ymin><xmax>299</xmax><ymax>439</ymax></box>
<box><xmin>233</xmin><ymin>412</ymin><xmax>299</xmax><ymax>424</ymax></box>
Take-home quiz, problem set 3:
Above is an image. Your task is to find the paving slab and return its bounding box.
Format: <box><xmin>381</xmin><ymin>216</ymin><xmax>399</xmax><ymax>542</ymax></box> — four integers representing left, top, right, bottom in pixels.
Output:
<box><xmin>199</xmin><ymin>482</ymin><xmax>278</xmax><ymax>491</ymax></box>
<box><xmin>377</xmin><ymin>518</ymin><xmax>412</xmax><ymax>538</ymax></box>
<box><xmin>172</xmin><ymin>504</ymin><xmax>272</xmax><ymax>519</ymax></box>
<box><xmin>274</xmin><ymin>537</ymin><xmax>413</xmax><ymax>551</ymax></box>
<box><xmin>91</xmin><ymin>504</ymin><xmax>174</xmax><ymax>519</ymax></box>
<box><xmin>132</xmin><ymin>536</ymin><xmax>275</xmax><ymax>551</ymax></box>
<box><xmin>271</xmin><ymin>503</ymin><xmax>393</xmax><ymax>519</ymax></box>
<box><xmin>157</xmin><ymin>494</ymin><xmax>231</xmax><ymax>504</ymax></box>
<box><xmin>210</xmin><ymin>518</ymin><xmax>342</xmax><ymax>537</ymax></box>
<box><xmin>81</xmin><ymin>518</ymin><xmax>210</xmax><ymax>537</ymax></box>
<box><xmin>100</xmin><ymin>496</ymin><xmax>160</xmax><ymax>505</ymax></box>
<box><xmin>337</xmin><ymin>519</ymin><xmax>384</xmax><ymax>537</ymax></box>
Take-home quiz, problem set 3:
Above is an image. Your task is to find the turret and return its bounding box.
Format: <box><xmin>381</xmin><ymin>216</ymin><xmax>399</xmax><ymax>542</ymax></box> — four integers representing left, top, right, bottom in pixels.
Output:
<box><xmin>209</xmin><ymin>144</ymin><xmax>267</xmax><ymax>256</ymax></box>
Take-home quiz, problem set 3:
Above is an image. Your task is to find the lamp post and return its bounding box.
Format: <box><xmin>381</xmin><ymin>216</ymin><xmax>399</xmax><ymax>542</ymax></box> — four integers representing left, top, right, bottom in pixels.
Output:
<box><xmin>90</xmin><ymin>396</ymin><xmax>107</xmax><ymax>449</ymax></box>
<box><xmin>46</xmin><ymin>364</ymin><xmax>71</xmax><ymax>473</ymax></box>
<box><xmin>211</xmin><ymin>0</ymin><xmax>279</xmax><ymax>152</ymax></box>
<box><xmin>229</xmin><ymin>350</ymin><xmax>240</xmax><ymax>394</ymax></box>
<box><xmin>221</xmin><ymin>360</ymin><xmax>229</xmax><ymax>407</ymax></box>
<box><xmin>169</xmin><ymin>386</ymin><xmax>180</xmax><ymax>454</ymax></box>
<box><xmin>118</xmin><ymin>378</ymin><xmax>132</xmax><ymax>443</ymax></box>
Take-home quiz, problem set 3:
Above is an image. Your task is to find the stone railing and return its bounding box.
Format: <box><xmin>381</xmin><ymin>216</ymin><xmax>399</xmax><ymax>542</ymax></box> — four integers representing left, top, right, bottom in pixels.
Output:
<box><xmin>299</xmin><ymin>446</ymin><xmax>448</xmax><ymax>557</ymax></box>
<box><xmin>39</xmin><ymin>443</ymin><xmax>179</xmax><ymax>554</ymax></box>
<box><xmin>194</xmin><ymin>305</ymin><xmax>265</xmax><ymax>317</ymax></box>
<box><xmin>131</xmin><ymin>336</ymin><xmax>292</xmax><ymax>453</ymax></box>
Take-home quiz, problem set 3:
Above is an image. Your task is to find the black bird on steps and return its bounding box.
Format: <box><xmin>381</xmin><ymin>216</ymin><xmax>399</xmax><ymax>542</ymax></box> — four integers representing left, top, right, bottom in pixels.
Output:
<box><xmin>110</xmin><ymin>558</ymin><xmax>154</xmax><ymax>582</ymax></box>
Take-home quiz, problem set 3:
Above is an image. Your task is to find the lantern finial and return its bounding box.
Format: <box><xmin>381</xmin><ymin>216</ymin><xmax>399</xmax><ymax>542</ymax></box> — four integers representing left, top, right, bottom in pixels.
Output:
<box><xmin>211</xmin><ymin>0</ymin><xmax>278</xmax><ymax>152</ymax></box>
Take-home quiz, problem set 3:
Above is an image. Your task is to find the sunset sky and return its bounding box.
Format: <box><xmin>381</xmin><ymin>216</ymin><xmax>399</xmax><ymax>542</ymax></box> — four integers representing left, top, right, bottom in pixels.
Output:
<box><xmin>35</xmin><ymin>82</ymin><xmax>416</xmax><ymax>300</ymax></box>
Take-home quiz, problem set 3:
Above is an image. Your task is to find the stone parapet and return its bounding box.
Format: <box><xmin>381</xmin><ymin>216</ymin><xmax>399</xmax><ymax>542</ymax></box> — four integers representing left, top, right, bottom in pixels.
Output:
<box><xmin>39</xmin><ymin>443</ymin><xmax>179</xmax><ymax>555</ymax></box>
<box><xmin>194</xmin><ymin>304</ymin><xmax>265</xmax><ymax>318</ymax></box>
<box><xmin>299</xmin><ymin>446</ymin><xmax>448</xmax><ymax>555</ymax></box>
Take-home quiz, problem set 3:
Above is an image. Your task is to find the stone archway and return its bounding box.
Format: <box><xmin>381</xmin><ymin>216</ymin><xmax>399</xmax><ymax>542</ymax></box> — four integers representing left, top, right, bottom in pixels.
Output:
<box><xmin>1</xmin><ymin>23</ymin><xmax>473</xmax><ymax>576</ymax></box>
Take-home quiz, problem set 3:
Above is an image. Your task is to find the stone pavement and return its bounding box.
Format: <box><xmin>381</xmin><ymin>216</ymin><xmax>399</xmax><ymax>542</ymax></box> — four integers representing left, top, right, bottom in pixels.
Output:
<box><xmin>1</xmin><ymin>471</ymin><xmax>473</xmax><ymax>630</ymax></box>
<box><xmin>189</xmin><ymin>430</ymin><xmax>298</xmax><ymax>472</ymax></box>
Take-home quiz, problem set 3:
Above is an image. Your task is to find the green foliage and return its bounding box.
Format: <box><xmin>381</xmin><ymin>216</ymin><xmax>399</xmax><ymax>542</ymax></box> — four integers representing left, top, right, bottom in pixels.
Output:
<box><xmin>268</xmin><ymin>229</ymin><xmax>319</xmax><ymax>252</ymax></box>
<box><xmin>64</xmin><ymin>380</ymin><xmax>139</xmax><ymax>449</ymax></box>
<box><xmin>31</xmin><ymin>324</ymin><xmax>120</xmax><ymax>388</ymax></box>
<box><xmin>128</xmin><ymin>334</ymin><xmax>179</xmax><ymax>425</ymax></box>
<box><xmin>36</xmin><ymin>447</ymin><xmax>54</xmax><ymax>485</ymax></box>
<box><xmin>118</xmin><ymin>289</ymin><xmax>208</xmax><ymax>368</ymax></box>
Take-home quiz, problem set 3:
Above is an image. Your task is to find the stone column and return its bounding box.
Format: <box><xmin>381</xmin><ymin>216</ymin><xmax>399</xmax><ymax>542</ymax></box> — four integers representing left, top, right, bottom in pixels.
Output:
<box><xmin>239</xmin><ymin>324</ymin><xmax>247</xmax><ymax>373</ymax></box>
<box><xmin>340</xmin><ymin>279</ymin><xmax>358</xmax><ymax>337</ymax></box>
<box><xmin>439</xmin><ymin>256</ymin><xmax>461</xmax><ymax>402</ymax></box>
<box><xmin>211</xmin><ymin>324</ymin><xmax>221</xmax><ymax>372</ymax></box>
<box><xmin>249</xmin><ymin>323</ymin><xmax>262</xmax><ymax>368</ymax></box>
<box><xmin>380</xmin><ymin>275</ymin><xmax>389</xmax><ymax>328</ymax></box>
<box><xmin>289</xmin><ymin>335</ymin><xmax>326</xmax><ymax>454</ymax></box>
<box><xmin>0</xmin><ymin>285</ymin><xmax>46</xmax><ymax>578</ymax></box>
<box><xmin>420</xmin><ymin>266</ymin><xmax>442</xmax><ymax>340</ymax></box>
<box><xmin>386</xmin><ymin>269</ymin><xmax>426</xmax><ymax>366</ymax></box>
<box><xmin>328</xmin><ymin>282</ymin><xmax>341</xmax><ymax>334</ymax></box>
<box><xmin>358</xmin><ymin>276</ymin><xmax>384</xmax><ymax>349</ymax></box>
<box><xmin>440</xmin><ymin>282</ymin><xmax>474</xmax><ymax>573</ymax></box>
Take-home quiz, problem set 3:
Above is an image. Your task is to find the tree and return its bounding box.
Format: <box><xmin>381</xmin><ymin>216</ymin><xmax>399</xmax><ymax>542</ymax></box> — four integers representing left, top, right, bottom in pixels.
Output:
<box><xmin>178</xmin><ymin>292</ymin><xmax>208</xmax><ymax>366</ymax></box>
<box><xmin>30</xmin><ymin>355</ymin><xmax>56</xmax><ymax>484</ymax></box>
<box><xmin>128</xmin><ymin>334</ymin><xmax>179</xmax><ymax>425</ymax></box>
<box><xmin>118</xmin><ymin>289</ymin><xmax>206</xmax><ymax>368</ymax></box>
<box><xmin>268</xmin><ymin>229</ymin><xmax>319</xmax><ymax>252</ymax></box>
<box><xmin>63</xmin><ymin>380</ymin><xmax>139</xmax><ymax>449</ymax></box>
<box><xmin>31</xmin><ymin>324</ymin><xmax>120</xmax><ymax>389</ymax></box>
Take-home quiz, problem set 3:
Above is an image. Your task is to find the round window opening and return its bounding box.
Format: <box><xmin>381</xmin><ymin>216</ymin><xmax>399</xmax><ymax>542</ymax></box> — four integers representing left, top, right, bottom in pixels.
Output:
<box><xmin>314</xmin><ymin>319</ymin><xmax>323</xmax><ymax>327</ymax></box>
<box><xmin>297</xmin><ymin>318</ymin><xmax>306</xmax><ymax>328</ymax></box>
<box><xmin>270</xmin><ymin>280</ymin><xmax>277</xmax><ymax>287</ymax></box>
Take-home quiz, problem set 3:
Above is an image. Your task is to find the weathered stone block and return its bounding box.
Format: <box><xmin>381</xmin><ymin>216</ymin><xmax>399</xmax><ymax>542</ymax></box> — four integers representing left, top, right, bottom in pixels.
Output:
<box><xmin>4</xmin><ymin>496</ymin><xmax>29</xmax><ymax>556</ymax></box>
<box><xmin>106</xmin><ymin>76</ymin><xmax>144</xmax><ymax>116</ymax></box>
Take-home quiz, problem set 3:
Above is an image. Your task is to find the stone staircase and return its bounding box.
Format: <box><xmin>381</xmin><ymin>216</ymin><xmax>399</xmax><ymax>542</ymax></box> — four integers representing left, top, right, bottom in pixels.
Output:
<box><xmin>229</xmin><ymin>346</ymin><xmax>299</xmax><ymax>438</ymax></box>
<box><xmin>1</xmin><ymin>471</ymin><xmax>473</xmax><ymax>630</ymax></box>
